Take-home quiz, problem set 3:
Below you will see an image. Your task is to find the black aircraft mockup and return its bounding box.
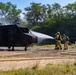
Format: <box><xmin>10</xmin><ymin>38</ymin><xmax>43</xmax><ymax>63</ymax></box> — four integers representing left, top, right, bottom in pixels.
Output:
<box><xmin>0</xmin><ymin>24</ymin><xmax>38</xmax><ymax>50</ymax></box>
<box><xmin>0</xmin><ymin>18</ymin><xmax>54</xmax><ymax>51</ymax></box>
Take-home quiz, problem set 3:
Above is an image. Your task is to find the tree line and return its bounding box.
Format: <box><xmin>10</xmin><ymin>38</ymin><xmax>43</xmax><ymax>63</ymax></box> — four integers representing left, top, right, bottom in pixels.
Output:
<box><xmin>24</xmin><ymin>2</ymin><xmax>76</xmax><ymax>40</ymax></box>
<box><xmin>0</xmin><ymin>2</ymin><xmax>76</xmax><ymax>39</ymax></box>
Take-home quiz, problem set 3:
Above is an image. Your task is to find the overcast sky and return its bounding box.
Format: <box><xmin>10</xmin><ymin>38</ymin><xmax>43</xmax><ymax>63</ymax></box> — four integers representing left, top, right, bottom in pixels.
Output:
<box><xmin>0</xmin><ymin>0</ymin><xmax>76</xmax><ymax>12</ymax></box>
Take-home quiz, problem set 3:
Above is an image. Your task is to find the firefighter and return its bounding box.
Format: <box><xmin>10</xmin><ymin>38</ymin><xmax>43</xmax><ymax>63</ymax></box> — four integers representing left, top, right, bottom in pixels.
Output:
<box><xmin>62</xmin><ymin>34</ymin><xmax>69</xmax><ymax>50</ymax></box>
<box><xmin>54</xmin><ymin>32</ymin><xmax>62</xmax><ymax>50</ymax></box>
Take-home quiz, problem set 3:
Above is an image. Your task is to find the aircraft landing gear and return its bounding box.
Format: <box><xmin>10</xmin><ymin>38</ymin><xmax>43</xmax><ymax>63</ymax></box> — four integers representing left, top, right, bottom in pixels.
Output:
<box><xmin>8</xmin><ymin>46</ymin><xmax>11</xmax><ymax>51</ymax></box>
<box><xmin>8</xmin><ymin>46</ymin><xmax>11</xmax><ymax>49</ymax></box>
<box><xmin>24</xmin><ymin>47</ymin><xmax>27</xmax><ymax>51</ymax></box>
<box><xmin>8</xmin><ymin>46</ymin><xmax>14</xmax><ymax>51</ymax></box>
<box><xmin>12</xmin><ymin>46</ymin><xmax>14</xmax><ymax>51</ymax></box>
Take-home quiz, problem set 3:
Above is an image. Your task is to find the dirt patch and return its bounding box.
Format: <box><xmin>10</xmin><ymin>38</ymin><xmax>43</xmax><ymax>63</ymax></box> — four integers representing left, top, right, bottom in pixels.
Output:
<box><xmin>0</xmin><ymin>47</ymin><xmax>76</xmax><ymax>70</ymax></box>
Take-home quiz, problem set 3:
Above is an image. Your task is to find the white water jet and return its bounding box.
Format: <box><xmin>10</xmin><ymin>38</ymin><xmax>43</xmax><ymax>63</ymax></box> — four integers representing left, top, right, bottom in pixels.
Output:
<box><xmin>30</xmin><ymin>30</ymin><xmax>54</xmax><ymax>44</ymax></box>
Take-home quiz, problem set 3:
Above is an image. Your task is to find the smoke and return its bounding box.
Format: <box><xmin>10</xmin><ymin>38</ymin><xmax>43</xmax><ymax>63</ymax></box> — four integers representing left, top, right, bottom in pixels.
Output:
<box><xmin>0</xmin><ymin>17</ymin><xmax>15</xmax><ymax>25</ymax></box>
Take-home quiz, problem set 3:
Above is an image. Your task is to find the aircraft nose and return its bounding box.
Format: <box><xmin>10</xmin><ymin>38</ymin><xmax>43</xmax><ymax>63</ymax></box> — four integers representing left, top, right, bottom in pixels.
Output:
<box><xmin>30</xmin><ymin>30</ymin><xmax>54</xmax><ymax>44</ymax></box>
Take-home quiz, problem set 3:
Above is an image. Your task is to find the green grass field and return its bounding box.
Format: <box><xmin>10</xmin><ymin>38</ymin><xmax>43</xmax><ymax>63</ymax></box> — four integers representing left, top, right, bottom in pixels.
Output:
<box><xmin>0</xmin><ymin>62</ymin><xmax>76</xmax><ymax>75</ymax></box>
